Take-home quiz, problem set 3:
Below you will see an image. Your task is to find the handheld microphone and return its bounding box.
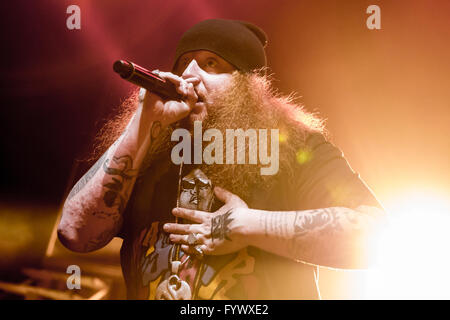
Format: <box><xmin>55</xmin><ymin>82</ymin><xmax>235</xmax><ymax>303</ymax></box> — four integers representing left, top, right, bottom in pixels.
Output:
<box><xmin>113</xmin><ymin>60</ymin><xmax>183</xmax><ymax>101</ymax></box>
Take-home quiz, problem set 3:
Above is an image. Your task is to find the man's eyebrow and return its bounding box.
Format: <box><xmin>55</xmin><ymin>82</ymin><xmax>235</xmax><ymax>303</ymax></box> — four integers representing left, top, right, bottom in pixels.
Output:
<box><xmin>205</xmin><ymin>56</ymin><xmax>225</xmax><ymax>65</ymax></box>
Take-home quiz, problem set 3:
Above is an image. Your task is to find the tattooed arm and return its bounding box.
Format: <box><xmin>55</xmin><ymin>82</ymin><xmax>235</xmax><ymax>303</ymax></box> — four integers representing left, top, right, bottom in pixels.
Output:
<box><xmin>58</xmin><ymin>100</ymin><xmax>162</xmax><ymax>253</ymax></box>
<box><xmin>243</xmin><ymin>205</ymin><xmax>386</xmax><ymax>269</ymax></box>
<box><xmin>58</xmin><ymin>72</ymin><xmax>199</xmax><ymax>252</ymax></box>
<box><xmin>165</xmin><ymin>187</ymin><xmax>385</xmax><ymax>269</ymax></box>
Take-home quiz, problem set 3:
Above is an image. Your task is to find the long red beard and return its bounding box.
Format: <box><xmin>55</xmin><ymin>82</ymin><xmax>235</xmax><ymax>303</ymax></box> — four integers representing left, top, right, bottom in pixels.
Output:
<box><xmin>93</xmin><ymin>71</ymin><xmax>325</xmax><ymax>203</ymax></box>
<box><xmin>194</xmin><ymin>71</ymin><xmax>325</xmax><ymax>203</ymax></box>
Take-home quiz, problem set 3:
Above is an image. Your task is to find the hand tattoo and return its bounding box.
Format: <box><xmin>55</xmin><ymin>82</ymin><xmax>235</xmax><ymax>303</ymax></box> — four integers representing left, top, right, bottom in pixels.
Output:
<box><xmin>211</xmin><ymin>210</ymin><xmax>233</xmax><ymax>242</ymax></box>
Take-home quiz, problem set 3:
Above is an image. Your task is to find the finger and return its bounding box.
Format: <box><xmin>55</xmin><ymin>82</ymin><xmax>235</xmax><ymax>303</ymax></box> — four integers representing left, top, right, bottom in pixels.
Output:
<box><xmin>153</xmin><ymin>72</ymin><xmax>186</xmax><ymax>95</ymax></box>
<box><xmin>184</xmin><ymin>77</ymin><xmax>200</xmax><ymax>85</ymax></box>
<box><xmin>184</xmin><ymin>82</ymin><xmax>198</xmax><ymax>103</ymax></box>
<box><xmin>166</xmin><ymin>75</ymin><xmax>197</xmax><ymax>101</ymax></box>
<box><xmin>169</xmin><ymin>234</ymin><xmax>205</xmax><ymax>245</ymax></box>
<box><xmin>172</xmin><ymin>207</ymin><xmax>208</xmax><ymax>223</ymax></box>
<box><xmin>213</xmin><ymin>186</ymin><xmax>236</xmax><ymax>204</ymax></box>
<box><xmin>163</xmin><ymin>222</ymin><xmax>201</xmax><ymax>234</ymax></box>
<box><xmin>138</xmin><ymin>88</ymin><xmax>147</xmax><ymax>103</ymax></box>
<box><xmin>181</xmin><ymin>244</ymin><xmax>194</xmax><ymax>254</ymax></box>
<box><xmin>173</xmin><ymin>78</ymin><xmax>188</xmax><ymax>97</ymax></box>
<box><xmin>169</xmin><ymin>234</ymin><xmax>190</xmax><ymax>245</ymax></box>
<box><xmin>157</xmin><ymin>71</ymin><xmax>183</xmax><ymax>84</ymax></box>
<box><xmin>155</xmin><ymin>72</ymin><xmax>200</xmax><ymax>103</ymax></box>
<box><xmin>181</xmin><ymin>244</ymin><xmax>209</xmax><ymax>256</ymax></box>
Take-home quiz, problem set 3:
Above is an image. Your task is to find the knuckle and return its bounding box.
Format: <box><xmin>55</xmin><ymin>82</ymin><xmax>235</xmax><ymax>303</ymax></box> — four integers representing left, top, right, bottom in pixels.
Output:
<box><xmin>200</xmin><ymin>225</ymin><xmax>209</xmax><ymax>234</ymax></box>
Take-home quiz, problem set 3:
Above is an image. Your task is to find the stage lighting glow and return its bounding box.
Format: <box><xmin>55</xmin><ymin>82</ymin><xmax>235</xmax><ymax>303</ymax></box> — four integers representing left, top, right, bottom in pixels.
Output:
<box><xmin>279</xmin><ymin>133</ymin><xmax>287</xmax><ymax>143</ymax></box>
<box><xmin>363</xmin><ymin>189</ymin><xmax>450</xmax><ymax>299</ymax></box>
<box><xmin>296</xmin><ymin>149</ymin><xmax>312</xmax><ymax>164</ymax></box>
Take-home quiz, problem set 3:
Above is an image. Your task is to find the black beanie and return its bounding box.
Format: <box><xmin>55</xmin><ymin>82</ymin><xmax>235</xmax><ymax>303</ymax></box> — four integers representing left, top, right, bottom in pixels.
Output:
<box><xmin>173</xmin><ymin>19</ymin><xmax>268</xmax><ymax>72</ymax></box>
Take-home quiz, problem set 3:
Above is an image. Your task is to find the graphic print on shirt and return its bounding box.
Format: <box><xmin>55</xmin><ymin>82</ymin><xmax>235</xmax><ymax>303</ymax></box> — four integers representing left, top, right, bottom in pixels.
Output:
<box><xmin>197</xmin><ymin>248</ymin><xmax>256</xmax><ymax>299</ymax></box>
<box><xmin>136</xmin><ymin>221</ymin><xmax>257</xmax><ymax>299</ymax></box>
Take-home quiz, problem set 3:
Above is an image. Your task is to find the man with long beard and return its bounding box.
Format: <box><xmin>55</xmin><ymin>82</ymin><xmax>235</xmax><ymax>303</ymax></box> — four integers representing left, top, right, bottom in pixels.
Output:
<box><xmin>58</xmin><ymin>19</ymin><xmax>385</xmax><ymax>299</ymax></box>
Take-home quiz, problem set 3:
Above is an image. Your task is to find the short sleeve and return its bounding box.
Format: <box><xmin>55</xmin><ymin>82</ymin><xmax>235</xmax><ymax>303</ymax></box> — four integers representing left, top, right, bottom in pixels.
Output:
<box><xmin>292</xmin><ymin>133</ymin><xmax>383</xmax><ymax>210</ymax></box>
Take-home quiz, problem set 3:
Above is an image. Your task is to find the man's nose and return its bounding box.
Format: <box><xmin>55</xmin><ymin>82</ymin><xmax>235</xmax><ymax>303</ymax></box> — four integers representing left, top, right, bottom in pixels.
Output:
<box><xmin>181</xmin><ymin>59</ymin><xmax>201</xmax><ymax>79</ymax></box>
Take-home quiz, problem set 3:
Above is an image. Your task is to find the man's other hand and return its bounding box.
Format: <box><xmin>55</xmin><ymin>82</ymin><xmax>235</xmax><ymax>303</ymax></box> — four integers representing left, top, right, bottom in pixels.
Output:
<box><xmin>163</xmin><ymin>186</ymin><xmax>252</xmax><ymax>256</ymax></box>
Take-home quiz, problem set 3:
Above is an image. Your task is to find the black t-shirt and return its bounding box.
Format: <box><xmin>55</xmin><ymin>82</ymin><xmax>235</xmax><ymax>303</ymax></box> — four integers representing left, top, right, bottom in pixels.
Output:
<box><xmin>117</xmin><ymin>132</ymin><xmax>383</xmax><ymax>299</ymax></box>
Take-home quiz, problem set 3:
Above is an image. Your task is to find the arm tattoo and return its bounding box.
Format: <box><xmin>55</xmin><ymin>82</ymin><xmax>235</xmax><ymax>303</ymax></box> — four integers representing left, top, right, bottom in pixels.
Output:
<box><xmin>66</xmin><ymin>128</ymin><xmax>126</xmax><ymax>201</ymax></box>
<box><xmin>145</xmin><ymin>121</ymin><xmax>163</xmax><ymax>156</ymax></box>
<box><xmin>99</xmin><ymin>121</ymin><xmax>161</xmax><ymax>214</ymax></box>
<box><xmin>92</xmin><ymin>210</ymin><xmax>121</xmax><ymax>223</ymax></box>
<box><xmin>67</xmin><ymin>152</ymin><xmax>107</xmax><ymax>200</ymax></box>
<box><xmin>150</xmin><ymin>121</ymin><xmax>162</xmax><ymax>142</ymax></box>
<box><xmin>263</xmin><ymin>212</ymin><xmax>290</xmax><ymax>239</ymax></box>
<box><xmin>288</xmin><ymin>207</ymin><xmax>359</xmax><ymax>257</ymax></box>
<box><xmin>292</xmin><ymin>208</ymin><xmax>344</xmax><ymax>238</ymax></box>
<box><xmin>211</xmin><ymin>210</ymin><xmax>233</xmax><ymax>242</ymax></box>
<box><xmin>102</xmin><ymin>155</ymin><xmax>138</xmax><ymax>212</ymax></box>
<box><xmin>138</xmin><ymin>121</ymin><xmax>165</xmax><ymax>172</ymax></box>
<box><xmin>84</xmin><ymin>228</ymin><xmax>114</xmax><ymax>252</ymax></box>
